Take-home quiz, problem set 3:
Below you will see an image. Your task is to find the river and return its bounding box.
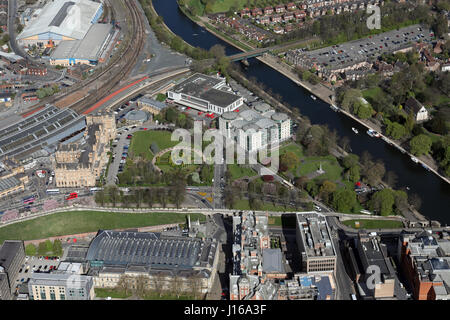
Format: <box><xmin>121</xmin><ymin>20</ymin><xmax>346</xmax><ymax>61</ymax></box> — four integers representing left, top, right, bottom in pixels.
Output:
<box><xmin>153</xmin><ymin>0</ymin><xmax>450</xmax><ymax>224</ymax></box>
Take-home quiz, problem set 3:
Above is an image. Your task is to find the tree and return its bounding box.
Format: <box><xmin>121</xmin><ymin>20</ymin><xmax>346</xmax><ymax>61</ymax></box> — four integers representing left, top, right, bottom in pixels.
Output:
<box><xmin>109</xmin><ymin>186</ymin><xmax>119</xmax><ymax>207</ymax></box>
<box><xmin>332</xmin><ymin>189</ymin><xmax>357</xmax><ymax>213</ymax></box>
<box><xmin>364</xmin><ymin>160</ymin><xmax>386</xmax><ymax>186</ymax></box>
<box><xmin>384</xmin><ymin>171</ymin><xmax>398</xmax><ymax>188</ymax></box>
<box><xmin>410</xmin><ymin>134</ymin><xmax>432</xmax><ymax>156</ymax></box>
<box><xmin>305</xmin><ymin>181</ymin><xmax>319</xmax><ymax>198</ymax></box>
<box><xmin>280</xmin><ymin>151</ymin><xmax>299</xmax><ymax>171</ymax></box>
<box><xmin>409</xmin><ymin>193</ymin><xmax>422</xmax><ymax>210</ymax></box>
<box><xmin>52</xmin><ymin>240</ymin><xmax>63</xmax><ymax>256</ymax></box>
<box><xmin>95</xmin><ymin>190</ymin><xmax>106</xmax><ymax>206</ymax></box>
<box><xmin>394</xmin><ymin>190</ymin><xmax>408</xmax><ymax>214</ymax></box>
<box><xmin>209</xmin><ymin>44</ymin><xmax>225</xmax><ymax>59</ymax></box>
<box><xmin>319</xmin><ymin>180</ymin><xmax>336</xmax><ymax>203</ymax></box>
<box><xmin>370</xmin><ymin>189</ymin><xmax>395</xmax><ymax>216</ymax></box>
<box><xmin>45</xmin><ymin>240</ymin><xmax>52</xmax><ymax>253</ymax></box>
<box><xmin>386</xmin><ymin>121</ymin><xmax>407</xmax><ymax>140</ymax></box>
<box><xmin>117</xmin><ymin>275</ymin><xmax>133</xmax><ymax>296</ymax></box>
<box><xmin>25</xmin><ymin>244</ymin><xmax>37</xmax><ymax>256</ymax></box>
<box><xmin>342</xmin><ymin>154</ymin><xmax>359</xmax><ymax>169</ymax></box>
<box><xmin>346</xmin><ymin>165</ymin><xmax>360</xmax><ymax>183</ymax></box>
<box><xmin>38</xmin><ymin>242</ymin><xmax>47</xmax><ymax>256</ymax></box>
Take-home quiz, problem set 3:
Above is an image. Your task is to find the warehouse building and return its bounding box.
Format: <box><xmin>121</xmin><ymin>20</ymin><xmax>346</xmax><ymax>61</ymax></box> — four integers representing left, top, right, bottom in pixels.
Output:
<box><xmin>86</xmin><ymin>230</ymin><xmax>219</xmax><ymax>294</ymax></box>
<box><xmin>166</xmin><ymin>73</ymin><xmax>243</xmax><ymax>115</ymax></box>
<box><xmin>295</xmin><ymin>213</ymin><xmax>337</xmax><ymax>274</ymax></box>
<box><xmin>17</xmin><ymin>0</ymin><xmax>103</xmax><ymax>47</ymax></box>
<box><xmin>50</xmin><ymin>23</ymin><xmax>113</xmax><ymax>66</ymax></box>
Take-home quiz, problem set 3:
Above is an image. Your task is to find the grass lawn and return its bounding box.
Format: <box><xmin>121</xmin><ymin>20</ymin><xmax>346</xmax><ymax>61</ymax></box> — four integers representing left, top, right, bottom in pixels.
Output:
<box><xmin>362</xmin><ymin>87</ymin><xmax>383</xmax><ymax>103</ymax></box>
<box><xmin>233</xmin><ymin>199</ymin><xmax>298</xmax><ymax>212</ymax></box>
<box><xmin>227</xmin><ymin>164</ymin><xmax>257</xmax><ymax>180</ymax></box>
<box><xmin>130</xmin><ymin>130</ymin><xmax>178</xmax><ymax>161</ymax></box>
<box><xmin>95</xmin><ymin>288</ymin><xmax>132</xmax><ymax>299</ymax></box>
<box><xmin>268</xmin><ymin>214</ymin><xmax>297</xmax><ymax>228</ymax></box>
<box><xmin>279</xmin><ymin>143</ymin><xmax>304</xmax><ymax>159</ymax></box>
<box><xmin>297</xmin><ymin>155</ymin><xmax>343</xmax><ymax>181</ymax></box>
<box><xmin>342</xmin><ymin>219</ymin><xmax>404</xmax><ymax>230</ymax></box>
<box><xmin>0</xmin><ymin>211</ymin><xmax>206</xmax><ymax>244</ymax></box>
<box><xmin>95</xmin><ymin>287</ymin><xmax>197</xmax><ymax>300</ymax></box>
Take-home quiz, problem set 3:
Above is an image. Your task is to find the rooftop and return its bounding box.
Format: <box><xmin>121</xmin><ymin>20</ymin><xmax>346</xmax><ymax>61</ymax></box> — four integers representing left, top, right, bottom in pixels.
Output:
<box><xmin>51</xmin><ymin>23</ymin><xmax>113</xmax><ymax>61</ymax></box>
<box><xmin>18</xmin><ymin>0</ymin><xmax>102</xmax><ymax>40</ymax></box>
<box><xmin>171</xmin><ymin>73</ymin><xmax>241</xmax><ymax>108</ymax></box>
<box><xmin>0</xmin><ymin>241</ymin><xmax>23</xmax><ymax>271</ymax></box>
<box><xmin>296</xmin><ymin>213</ymin><xmax>336</xmax><ymax>258</ymax></box>
<box><xmin>262</xmin><ymin>248</ymin><xmax>285</xmax><ymax>274</ymax></box>
<box><xmin>86</xmin><ymin>230</ymin><xmax>217</xmax><ymax>270</ymax></box>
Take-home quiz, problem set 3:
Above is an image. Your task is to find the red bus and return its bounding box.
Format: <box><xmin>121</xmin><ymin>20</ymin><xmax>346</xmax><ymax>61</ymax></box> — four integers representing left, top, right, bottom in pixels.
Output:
<box><xmin>66</xmin><ymin>192</ymin><xmax>78</xmax><ymax>200</ymax></box>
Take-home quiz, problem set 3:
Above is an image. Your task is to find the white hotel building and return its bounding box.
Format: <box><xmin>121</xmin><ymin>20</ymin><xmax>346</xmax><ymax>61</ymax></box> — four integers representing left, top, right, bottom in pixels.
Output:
<box><xmin>219</xmin><ymin>102</ymin><xmax>291</xmax><ymax>153</ymax></box>
<box><xmin>166</xmin><ymin>73</ymin><xmax>243</xmax><ymax>114</ymax></box>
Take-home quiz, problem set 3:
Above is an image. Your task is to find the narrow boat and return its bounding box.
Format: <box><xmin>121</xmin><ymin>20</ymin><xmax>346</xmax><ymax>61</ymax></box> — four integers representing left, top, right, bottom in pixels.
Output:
<box><xmin>330</xmin><ymin>104</ymin><xmax>339</xmax><ymax>112</ymax></box>
<box><xmin>310</xmin><ymin>95</ymin><xmax>317</xmax><ymax>100</ymax></box>
<box><xmin>352</xmin><ymin>127</ymin><xmax>359</xmax><ymax>134</ymax></box>
<box><xmin>411</xmin><ymin>156</ymin><xmax>419</xmax><ymax>164</ymax></box>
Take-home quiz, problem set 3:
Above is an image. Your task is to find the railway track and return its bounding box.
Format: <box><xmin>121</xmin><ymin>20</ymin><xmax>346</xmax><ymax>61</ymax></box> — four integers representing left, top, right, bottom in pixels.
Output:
<box><xmin>70</xmin><ymin>0</ymin><xmax>146</xmax><ymax>114</ymax></box>
<box><xmin>22</xmin><ymin>0</ymin><xmax>146</xmax><ymax>116</ymax></box>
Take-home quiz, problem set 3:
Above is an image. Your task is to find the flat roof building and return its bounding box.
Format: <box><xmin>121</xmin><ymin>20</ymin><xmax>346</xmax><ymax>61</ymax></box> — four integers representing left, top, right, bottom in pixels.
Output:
<box><xmin>295</xmin><ymin>213</ymin><xmax>337</xmax><ymax>274</ymax></box>
<box><xmin>0</xmin><ymin>240</ymin><xmax>25</xmax><ymax>299</ymax></box>
<box><xmin>50</xmin><ymin>23</ymin><xmax>113</xmax><ymax>66</ymax></box>
<box><xmin>28</xmin><ymin>272</ymin><xmax>95</xmax><ymax>300</ymax></box>
<box><xmin>18</xmin><ymin>0</ymin><xmax>103</xmax><ymax>46</ymax></box>
<box><xmin>354</xmin><ymin>232</ymin><xmax>396</xmax><ymax>299</ymax></box>
<box><xmin>219</xmin><ymin>105</ymin><xmax>291</xmax><ymax>153</ymax></box>
<box><xmin>167</xmin><ymin>73</ymin><xmax>244</xmax><ymax>114</ymax></box>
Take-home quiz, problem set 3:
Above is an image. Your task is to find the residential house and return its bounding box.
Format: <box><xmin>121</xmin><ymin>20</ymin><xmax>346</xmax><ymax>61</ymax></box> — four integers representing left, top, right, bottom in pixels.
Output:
<box><xmin>404</xmin><ymin>98</ymin><xmax>428</xmax><ymax>122</ymax></box>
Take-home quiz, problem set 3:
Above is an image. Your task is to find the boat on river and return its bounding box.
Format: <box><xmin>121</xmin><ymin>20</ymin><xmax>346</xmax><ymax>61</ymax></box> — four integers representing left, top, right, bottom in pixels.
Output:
<box><xmin>330</xmin><ymin>104</ymin><xmax>339</xmax><ymax>112</ymax></box>
<box><xmin>352</xmin><ymin>127</ymin><xmax>359</xmax><ymax>134</ymax></box>
<box><xmin>310</xmin><ymin>95</ymin><xmax>317</xmax><ymax>100</ymax></box>
<box><xmin>367</xmin><ymin>129</ymin><xmax>381</xmax><ymax>138</ymax></box>
<box><xmin>411</xmin><ymin>156</ymin><xmax>419</xmax><ymax>164</ymax></box>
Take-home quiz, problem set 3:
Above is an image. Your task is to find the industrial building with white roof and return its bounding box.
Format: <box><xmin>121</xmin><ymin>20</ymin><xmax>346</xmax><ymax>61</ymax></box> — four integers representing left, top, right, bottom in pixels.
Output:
<box><xmin>17</xmin><ymin>0</ymin><xmax>103</xmax><ymax>45</ymax></box>
<box><xmin>166</xmin><ymin>73</ymin><xmax>244</xmax><ymax>115</ymax></box>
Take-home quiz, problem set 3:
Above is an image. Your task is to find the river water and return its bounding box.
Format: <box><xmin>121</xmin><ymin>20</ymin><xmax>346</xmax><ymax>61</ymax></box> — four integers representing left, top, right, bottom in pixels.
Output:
<box><xmin>153</xmin><ymin>0</ymin><xmax>450</xmax><ymax>224</ymax></box>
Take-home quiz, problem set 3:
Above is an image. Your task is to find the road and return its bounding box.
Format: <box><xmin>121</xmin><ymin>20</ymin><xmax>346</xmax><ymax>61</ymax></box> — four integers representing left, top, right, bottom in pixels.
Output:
<box><xmin>213</xmin><ymin>162</ymin><xmax>226</xmax><ymax>209</ymax></box>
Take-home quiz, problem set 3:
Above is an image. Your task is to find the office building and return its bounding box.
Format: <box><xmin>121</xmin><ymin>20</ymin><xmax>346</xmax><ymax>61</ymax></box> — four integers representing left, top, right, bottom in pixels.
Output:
<box><xmin>0</xmin><ymin>240</ymin><xmax>25</xmax><ymax>299</ymax></box>
<box><xmin>295</xmin><ymin>213</ymin><xmax>336</xmax><ymax>273</ymax></box>
<box><xmin>354</xmin><ymin>232</ymin><xmax>396</xmax><ymax>299</ymax></box>
<box><xmin>28</xmin><ymin>272</ymin><xmax>95</xmax><ymax>300</ymax></box>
